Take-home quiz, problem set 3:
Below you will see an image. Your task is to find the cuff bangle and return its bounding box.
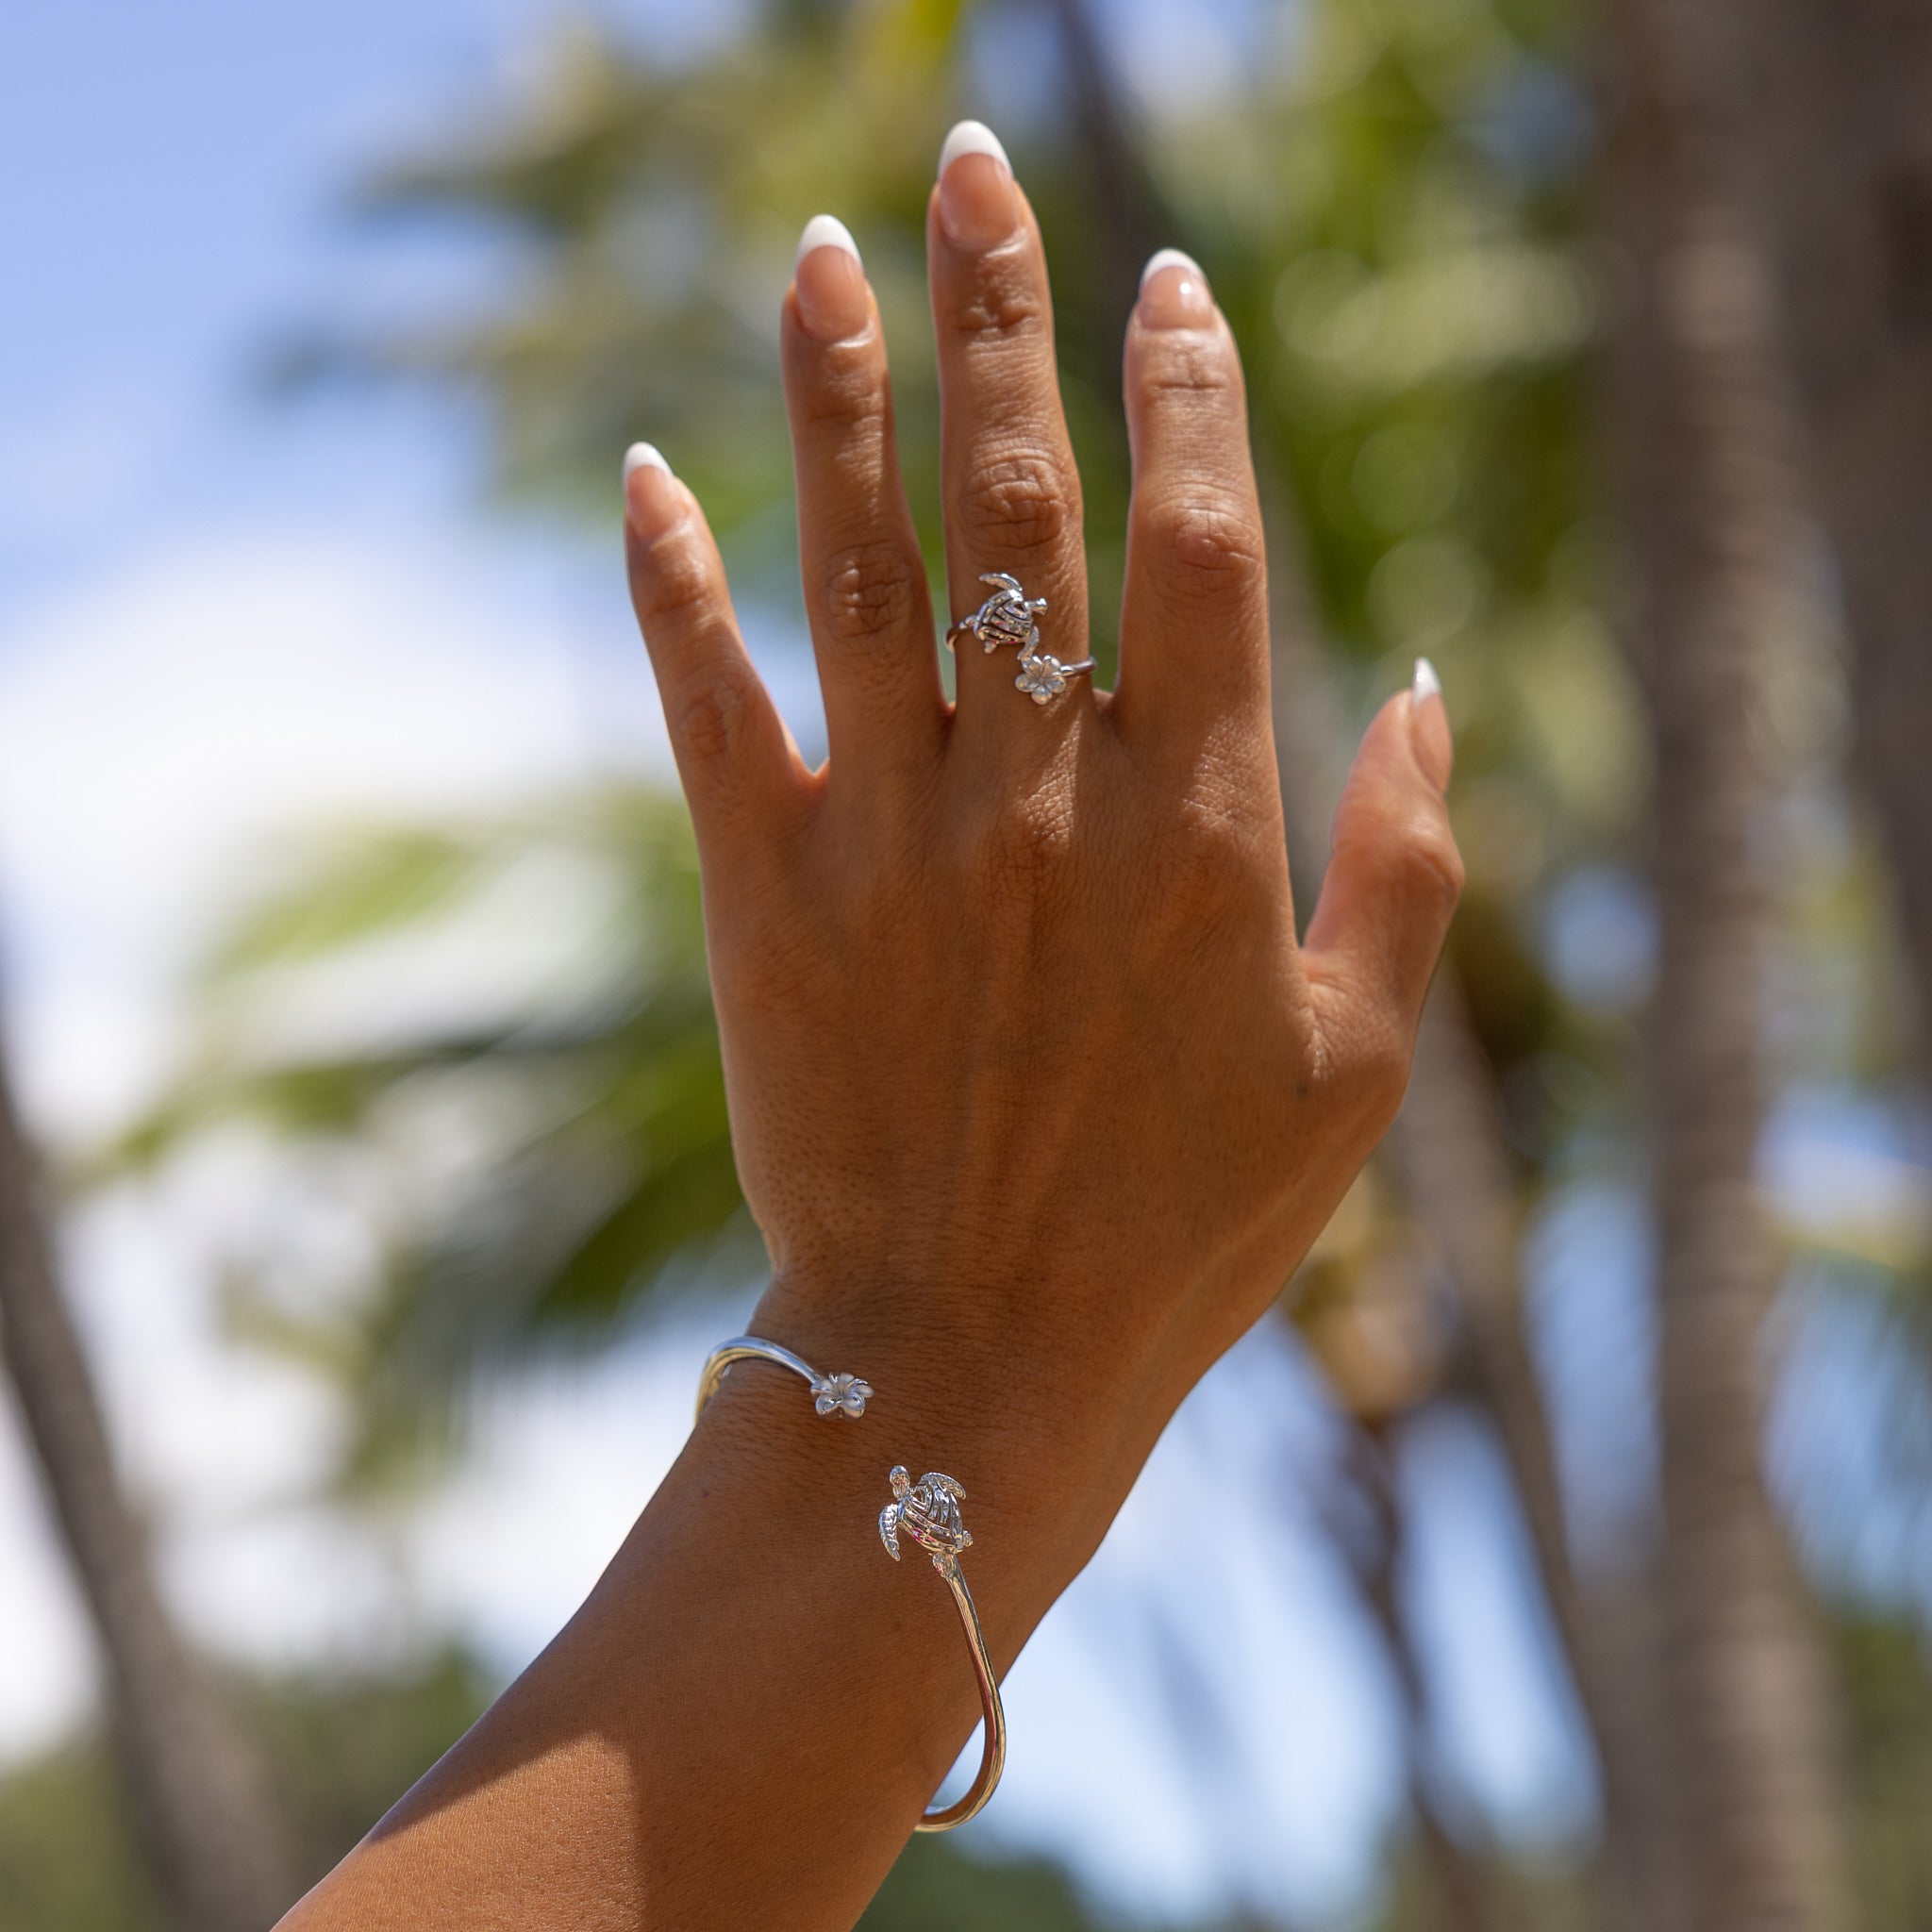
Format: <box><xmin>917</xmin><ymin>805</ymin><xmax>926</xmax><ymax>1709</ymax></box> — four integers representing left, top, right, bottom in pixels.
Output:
<box><xmin>693</xmin><ymin>1334</ymin><xmax>1008</xmax><ymax>1831</ymax></box>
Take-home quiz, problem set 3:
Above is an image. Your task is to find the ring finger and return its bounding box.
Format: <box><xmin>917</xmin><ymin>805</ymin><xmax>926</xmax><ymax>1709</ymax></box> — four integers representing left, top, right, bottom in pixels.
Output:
<box><xmin>927</xmin><ymin>122</ymin><xmax>1091</xmax><ymax>740</ymax></box>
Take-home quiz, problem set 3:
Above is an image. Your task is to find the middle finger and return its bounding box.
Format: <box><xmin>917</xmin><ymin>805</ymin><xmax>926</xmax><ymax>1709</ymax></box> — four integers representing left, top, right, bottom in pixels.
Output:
<box><xmin>927</xmin><ymin>122</ymin><xmax>1091</xmax><ymax>741</ymax></box>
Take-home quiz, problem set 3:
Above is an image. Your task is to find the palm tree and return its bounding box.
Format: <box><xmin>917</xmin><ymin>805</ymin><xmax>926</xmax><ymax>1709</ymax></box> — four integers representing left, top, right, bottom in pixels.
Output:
<box><xmin>1736</xmin><ymin>0</ymin><xmax>1932</xmax><ymax>1104</ymax></box>
<box><xmin>112</xmin><ymin>795</ymin><xmax>742</xmax><ymax>1478</ymax></box>
<box><xmin>1601</xmin><ymin>1</ymin><xmax>1850</xmax><ymax>1923</ymax></box>
<box><xmin>0</xmin><ymin>1019</ymin><xmax>296</xmax><ymax>1930</ymax></box>
<box><xmin>127</xmin><ymin>3</ymin><xmax>1925</xmax><ymax>1924</ymax></box>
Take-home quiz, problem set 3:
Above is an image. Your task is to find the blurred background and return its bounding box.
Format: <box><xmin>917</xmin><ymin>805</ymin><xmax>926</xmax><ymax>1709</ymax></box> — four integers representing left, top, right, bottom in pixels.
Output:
<box><xmin>3</xmin><ymin>0</ymin><xmax>1930</xmax><ymax>1927</ymax></box>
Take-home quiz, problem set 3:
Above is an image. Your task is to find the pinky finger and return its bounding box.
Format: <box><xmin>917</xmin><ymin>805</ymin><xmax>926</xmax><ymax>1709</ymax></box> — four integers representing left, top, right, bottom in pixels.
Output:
<box><xmin>1302</xmin><ymin>658</ymin><xmax>1463</xmax><ymax>1085</ymax></box>
<box><xmin>624</xmin><ymin>444</ymin><xmax>807</xmax><ymax>862</ymax></box>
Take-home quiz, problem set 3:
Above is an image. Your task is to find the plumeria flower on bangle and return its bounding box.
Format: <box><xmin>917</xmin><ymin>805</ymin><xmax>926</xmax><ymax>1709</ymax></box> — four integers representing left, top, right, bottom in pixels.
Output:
<box><xmin>1015</xmin><ymin>654</ymin><xmax>1069</xmax><ymax>704</ymax></box>
<box><xmin>811</xmin><ymin>1371</ymin><xmax>873</xmax><ymax>1418</ymax></box>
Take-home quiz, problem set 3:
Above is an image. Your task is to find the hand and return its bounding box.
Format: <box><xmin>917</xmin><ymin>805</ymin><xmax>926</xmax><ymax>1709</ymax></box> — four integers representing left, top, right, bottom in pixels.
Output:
<box><xmin>280</xmin><ymin>125</ymin><xmax>1464</xmax><ymax>1932</ymax></box>
<box><xmin>623</xmin><ymin>125</ymin><xmax>1459</xmax><ymax>1579</ymax></box>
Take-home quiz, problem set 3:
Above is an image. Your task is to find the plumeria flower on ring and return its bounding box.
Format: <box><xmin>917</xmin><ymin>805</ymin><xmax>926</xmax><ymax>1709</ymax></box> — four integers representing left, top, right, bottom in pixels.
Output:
<box><xmin>1015</xmin><ymin>654</ymin><xmax>1068</xmax><ymax>703</ymax></box>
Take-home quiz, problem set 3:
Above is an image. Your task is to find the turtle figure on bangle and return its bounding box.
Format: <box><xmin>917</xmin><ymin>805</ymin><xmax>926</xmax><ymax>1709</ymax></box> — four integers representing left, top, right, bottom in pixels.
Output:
<box><xmin>877</xmin><ymin>1467</ymin><xmax>973</xmax><ymax>1570</ymax></box>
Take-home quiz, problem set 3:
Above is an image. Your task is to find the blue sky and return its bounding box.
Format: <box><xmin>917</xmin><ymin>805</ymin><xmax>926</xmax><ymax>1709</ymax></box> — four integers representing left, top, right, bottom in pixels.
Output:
<box><xmin>3</xmin><ymin>0</ymin><xmax>523</xmax><ymax>577</ymax></box>
<box><xmin>0</xmin><ymin>2</ymin><xmax>1641</xmax><ymax>1924</ymax></box>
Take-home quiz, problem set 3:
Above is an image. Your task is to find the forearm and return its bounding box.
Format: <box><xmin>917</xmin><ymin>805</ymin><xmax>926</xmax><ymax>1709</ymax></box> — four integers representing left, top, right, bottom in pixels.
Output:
<box><xmin>280</xmin><ymin>1280</ymin><xmax>1148</xmax><ymax>1931</ymax></box>
<box><xmin>284</xmin><ymin>114</ymin><xmax>1460</xmax><ymax>1931</ymax></box>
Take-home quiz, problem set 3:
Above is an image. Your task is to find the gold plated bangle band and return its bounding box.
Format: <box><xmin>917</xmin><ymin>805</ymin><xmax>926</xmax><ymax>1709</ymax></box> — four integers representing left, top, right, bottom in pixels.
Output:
<box><xmin>692</xmin><ymin>1335</ymin><xmax>1008</xmax><ymax>1831</ymax></box>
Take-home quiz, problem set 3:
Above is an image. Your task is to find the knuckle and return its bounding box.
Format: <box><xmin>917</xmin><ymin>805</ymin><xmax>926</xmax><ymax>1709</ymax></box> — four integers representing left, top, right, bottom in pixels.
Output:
<box><xmin>948</xmin><ymin>265</ymin><xmax>1046</xmax><ymax>344</ymax></box>
<box><xmin>637</xmin><ymin>537</ymin><xmax>714</xmax><ymax>628</ymax></box>
<box><xmin>965</xmin><ymin>451</ymin><xmax>1078</xmax><ymax>556</ymax></box>
<box><xmin>675</xmin><ymin>668</ymin><xmax>758</xmax><ymax>769</ymax></box>
<box><xmin>1151</xmin><ymin>800</ymin><xmax>1255</xmax><ymax>921</ymax></box>
<box><xmin>800</xmin><ymin>354</ymin><xmax>891</xmax><ymax>437</ymax></box>
<box><xmin>1317</xmin><ymin>1004</ymin><xmax>1415</xmax><ymax>1135</ymax></box>
<box><xmin>1354</xmin><ymin>1024</ymin><xmax>1417</xmax><ymax>1125</ymax></box>
<box><xmin>1392</xmin><ymin>815</ymin><xmax>1466</xmax><ymax>910</ymax></box>
<box><xmin>819</xmin><ymin>541</ymin><xmax>922</xmax><ymax>649</ymax></box>
<box><xmin>1128</xmin><ymin>738</ymin><xmax>1278</xmax><ymax>943</ymax></box>
<box><xmin>1140</xmin><ymin>330</ymin><xmax>1242</xmax><ymax>402</ymax></box>
<box><xmin>960</xmin><ymin>785</ymin><xmax>1077</xmax><ymax>909</ymax></box>
<box><xmin>1136</xmin><ymin>497</ymin><xmax>1265</xmax><ymax>594</ymax></box>
<box><xmin>1332</xmin><ymin>799</ymin><xmax>1465</xmax><ymax>915</ymax></box>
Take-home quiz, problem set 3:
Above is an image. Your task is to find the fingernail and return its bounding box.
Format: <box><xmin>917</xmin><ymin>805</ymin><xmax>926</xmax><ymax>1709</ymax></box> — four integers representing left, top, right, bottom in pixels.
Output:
<box><xmin>624</xmin><ymin>442</ymin><xmax>685</xmax><ymax>541</ymax></box>
<box><xmin>1408</xmin><ymin>657</ymin><xmax>1453</xmax><ymax>791</ymax></box>
<box><xmin>1138</xmin><ymin>248</ymin><xmax>1214</xmax><ymax>329</ymax></box>
<box><xmin>937</xmin><ymin>119</ymin><xmax>1018</xmax><ymax>251</ymax></box>
<box><xmin>793</xmin><ymin>214</ymin><xmax>870</xmax><ymax>342</ymax></box>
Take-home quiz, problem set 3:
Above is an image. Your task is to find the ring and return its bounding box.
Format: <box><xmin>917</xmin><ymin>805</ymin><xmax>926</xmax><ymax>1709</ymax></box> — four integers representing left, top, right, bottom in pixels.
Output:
<box><xmin>945</xmin><ymin>571</ymin><xmax>1095</xmax><ymax>706</ymax></box>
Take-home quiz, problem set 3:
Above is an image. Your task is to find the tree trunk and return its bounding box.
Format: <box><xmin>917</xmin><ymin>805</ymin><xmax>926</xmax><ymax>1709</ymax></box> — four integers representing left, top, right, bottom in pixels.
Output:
<box><xmin>1733</xmin><ymin>0</ymin><xmax>1932</xmax><ymax>1099</ymax></box>
<box><xmin>1041</xmin><ymin>3</ymin><xmax>1702</xmax><ymax>1918</ymax></box>
<box><xmin>1331</xmin><ymin>1421</ymin><xmax>1503</xmax><ymax>1932</ymax></box>
<box><xmin>1601</xmin><ymin>3</ymin><xmax>1850</xmax><ymax>1925</ymax></box>
<box><xmin>1391</xmin><ymin>979</ymin><xmax>1674</xmax><ymax>1932</ymax></box>
<box><xmin>0</xmin><ymin>1024</ymin><xmax>297</xmax><ymax>1931</ymax></box>
<box><xmin>1041</xmin><ymin>0</ymin><xmax>1167</xmax><ymax>312</ymax></box>
<box><xmin>1257</xmin><ymin>508</ymin><xmax>1667</xmax><ymax>1928</ymax></box>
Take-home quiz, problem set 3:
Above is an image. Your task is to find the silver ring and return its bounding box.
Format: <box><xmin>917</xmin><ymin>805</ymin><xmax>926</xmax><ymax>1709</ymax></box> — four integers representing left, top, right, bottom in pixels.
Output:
<box><xmin>945</xmin><ymin>571</ymin><xmax>1092</xmax><ymax>705</ymax></box>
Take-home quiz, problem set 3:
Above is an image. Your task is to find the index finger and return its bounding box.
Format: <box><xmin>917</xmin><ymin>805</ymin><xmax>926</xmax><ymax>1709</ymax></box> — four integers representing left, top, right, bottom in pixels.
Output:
<box><xmin>624</xmin><ymin>445</ymin><xmax>808</xmax><ymax>884</ymax></box>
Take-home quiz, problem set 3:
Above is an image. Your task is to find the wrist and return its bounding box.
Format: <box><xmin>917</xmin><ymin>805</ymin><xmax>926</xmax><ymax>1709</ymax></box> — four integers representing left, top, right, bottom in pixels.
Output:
<box><xmin>714</xmin><ymin>1261</ymin><xmax>1155</xmax><ymax>1641</ymax></box>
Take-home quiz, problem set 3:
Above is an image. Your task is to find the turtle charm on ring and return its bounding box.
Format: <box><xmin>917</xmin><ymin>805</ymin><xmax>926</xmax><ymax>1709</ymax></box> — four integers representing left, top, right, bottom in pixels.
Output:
<box><xmin>879</xmin><ymin>1466</ymin><xmax>974</xmax><ymax>1574</ymax></box>
<box><xmin>948</xmin><ymin>572</ymin><xmax>1047</xmax><ymax>657</ymax></box>
<box><xmin>944</xmin><ymin>570</ymin><xmax>1097</xmax><ymax>707</ymax></box>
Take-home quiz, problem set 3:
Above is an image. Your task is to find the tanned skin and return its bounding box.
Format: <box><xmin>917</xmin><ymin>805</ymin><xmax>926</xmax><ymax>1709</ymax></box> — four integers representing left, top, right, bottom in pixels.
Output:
<box><xmin>280</xmin><ymin>128</ymin><xmax>1461</xmax><ymax>1932</ymax></box>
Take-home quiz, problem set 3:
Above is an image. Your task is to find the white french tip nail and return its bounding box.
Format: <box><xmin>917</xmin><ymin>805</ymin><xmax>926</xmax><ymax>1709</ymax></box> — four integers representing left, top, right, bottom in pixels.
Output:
<box><xmin>1412</xmin><ymin>656</ymin><xmax>1442</xmax><ymax>703</ymax></box>
<box><xmin>1140</xmin><ymin>247</ymin><xmax>1205</xmax><ymax>291</ymax></box>
<box><xmin>795</xmin><ymin>213</ymin><xmax>861</xmax><ymax>270</ymax></box>
<box><xmin>624</xmin><ymin>442</ymin><xmax>671</xmax><ymax>482</ymax></box>
<box><xmin>939</xmin><ymin>119</ymin><xmax>1009</xmax><ymax>178</ymax></box>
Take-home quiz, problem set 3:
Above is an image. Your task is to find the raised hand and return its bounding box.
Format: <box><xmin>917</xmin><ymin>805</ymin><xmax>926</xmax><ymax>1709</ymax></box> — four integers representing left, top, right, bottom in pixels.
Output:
<box><xmin>620</xmin><ymin>122</ymin><xmax>1461</xmax><ymax>1541</ymax></box>
<box><xmin>284</xmin><ymin>120</ymin><xmax>1460</xmax><ymax>1932</ymax></box>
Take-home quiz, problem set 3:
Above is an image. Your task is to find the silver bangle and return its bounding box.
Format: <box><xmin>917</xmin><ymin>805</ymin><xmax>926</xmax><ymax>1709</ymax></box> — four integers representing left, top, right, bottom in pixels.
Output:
<box><xmin>693</xmin><ymin>1334</ymin><xmax>1008</xmax><ymax>1831</ymax></box>
<box><xmin>691</xmin><ymin>1334</ymin><xmax>872</xmax><ymax>1423</ymax></box>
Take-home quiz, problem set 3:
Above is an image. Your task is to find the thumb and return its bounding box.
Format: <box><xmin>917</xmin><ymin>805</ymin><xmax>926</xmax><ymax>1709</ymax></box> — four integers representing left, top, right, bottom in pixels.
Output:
<box><xmin>1303</xmin><ymin>658</ymin><xmax>1463</xmax><ymax>1061</ymax></box>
